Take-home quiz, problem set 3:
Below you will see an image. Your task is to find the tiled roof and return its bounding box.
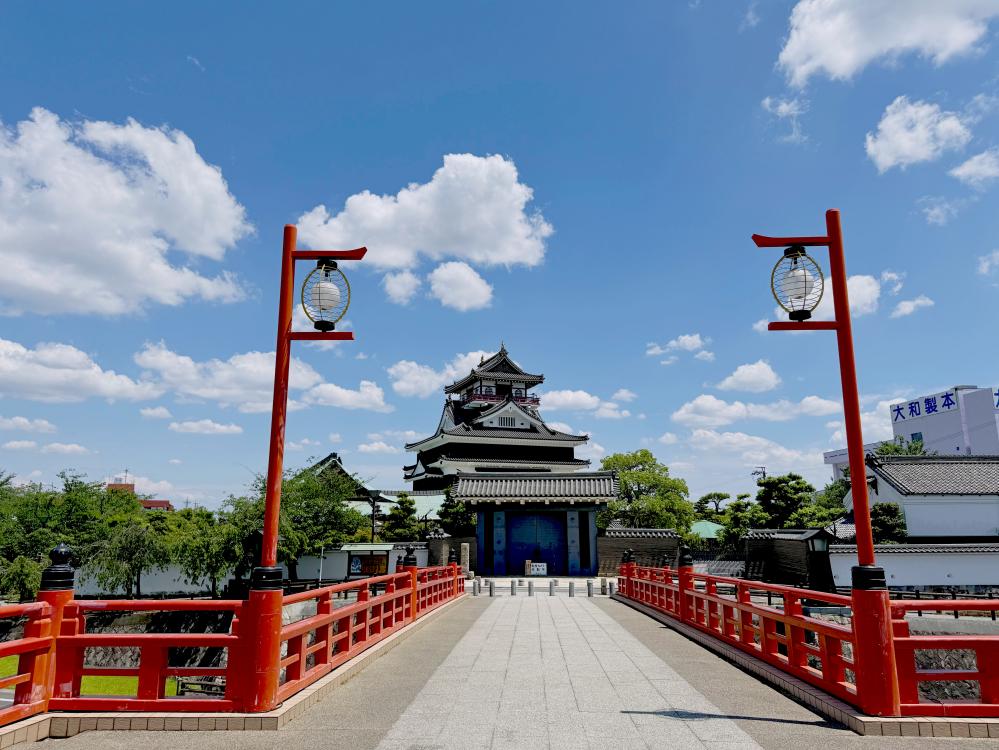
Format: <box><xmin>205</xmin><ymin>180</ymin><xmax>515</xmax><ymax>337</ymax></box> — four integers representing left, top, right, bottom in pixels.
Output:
<box><xmin>868</xmin><ymin>455</ymin><xmax>999</xmax><ymax>495</ymax></box>
<box><xmin>604</xmin><ymin>528</ymin><xmax>679</xmax><ymax>539</ymax></box>
<box><xmin>746</xmin><ymin>528</ymin><xmax>833</xmax><ymax>541</ymax></box>
<box><xmin>443</xmin><ymin>423</ymin><xmax>588</xmax><ymax>442</ymax></box>
<box><xmin>830</xmin><ymin>543</ymin><xmax>999</xmax><ymax>554</ymax></box>
<box><xmin>444</xmin><ymin>346</ymin><xmax>544</xmax><ymax>393</ymax></box>
<box><xmin>434</xmin><ymin>455</ymin><xmax>589</xmax><ymax>466</ymax></box>
<box><xmin>453</xmin><ymin>471</ymin><xmax>617</xmax><ymax>503</ymax></box>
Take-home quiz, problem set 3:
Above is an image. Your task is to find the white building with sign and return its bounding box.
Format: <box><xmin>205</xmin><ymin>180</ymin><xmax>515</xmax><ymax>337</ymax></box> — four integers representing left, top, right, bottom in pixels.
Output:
<box><xmin>824</xmin><ymin>384</ymin><xmax>999</xmax><ymax>479</ymax></box>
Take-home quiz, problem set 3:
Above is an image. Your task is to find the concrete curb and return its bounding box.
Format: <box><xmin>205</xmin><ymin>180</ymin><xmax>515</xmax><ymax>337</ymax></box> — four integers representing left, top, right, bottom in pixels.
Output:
<box><xmin>0</xmin><ymin>594</ymin><xmax>468</xmax><ymax>748</ymax></box>
<box><xmin>611</xmin><ymin>594</ymin><xmax>999</xmax><ymax>739</ymax></box>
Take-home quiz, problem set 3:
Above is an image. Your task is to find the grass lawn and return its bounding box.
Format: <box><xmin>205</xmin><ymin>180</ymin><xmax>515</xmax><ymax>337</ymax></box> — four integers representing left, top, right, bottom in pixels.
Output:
<box><xmin>1</xmin><ymin>654</ymin><xmax>178</xmax><ymax>696</ymax></box>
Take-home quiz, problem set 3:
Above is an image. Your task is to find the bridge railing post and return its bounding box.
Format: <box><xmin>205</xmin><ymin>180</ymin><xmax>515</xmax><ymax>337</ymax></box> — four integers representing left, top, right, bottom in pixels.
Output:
<box><xmin>25</xmin><ymin>544</ymin><xmax>76</xmax><ymax>709</ymax></box>
<box><xmin>677</xmin><ymin>546</ymin><xmax>694</xmax><ymax>623</ymax></box>
<box><xmin>851</xmin><ymin>566</ymin><xmax>901</xmax><ymax>716</ymax></box>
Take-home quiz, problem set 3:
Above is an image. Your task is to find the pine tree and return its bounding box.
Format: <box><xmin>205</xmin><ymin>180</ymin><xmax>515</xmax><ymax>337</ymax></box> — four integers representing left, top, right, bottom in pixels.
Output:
<box><xmin>381</xmin><ymin>493</ymin><xmax>421</xmax><ymax>541</ymax></box>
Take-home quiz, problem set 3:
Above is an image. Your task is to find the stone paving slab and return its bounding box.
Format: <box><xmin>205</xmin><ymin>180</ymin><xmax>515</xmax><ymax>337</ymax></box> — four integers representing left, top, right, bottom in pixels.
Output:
<box><xmin>374</xmin><ymin>595</ymin><xmax>763</xmax><ymax>750</ymax></box>
<box><xmin>45</xmin><ymin>594</ymin><xmax>994</xmax><ymax>749</ymax></box>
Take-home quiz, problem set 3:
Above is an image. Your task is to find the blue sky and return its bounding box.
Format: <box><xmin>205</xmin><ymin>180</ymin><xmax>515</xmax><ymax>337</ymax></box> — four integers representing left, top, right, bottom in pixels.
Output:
<box><xmin>1</xmin><ymin>1</ymin><xmax>998</xmax><ymax>508</ymax></box>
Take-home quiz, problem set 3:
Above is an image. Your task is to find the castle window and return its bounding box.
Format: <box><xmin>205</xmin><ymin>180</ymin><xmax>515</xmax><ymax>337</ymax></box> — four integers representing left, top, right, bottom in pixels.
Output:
<box><xmin>499</xmin><ymin>416</ymin><xmax>515</xmax><ymax>427</ymax></box>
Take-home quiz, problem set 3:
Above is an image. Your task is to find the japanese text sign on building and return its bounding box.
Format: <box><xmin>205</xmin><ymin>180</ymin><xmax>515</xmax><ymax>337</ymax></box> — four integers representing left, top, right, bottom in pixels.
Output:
<box><xmin>889</xmin><ymin>390</ymin><xmax>959</xmax><ymax>423</ymax></box>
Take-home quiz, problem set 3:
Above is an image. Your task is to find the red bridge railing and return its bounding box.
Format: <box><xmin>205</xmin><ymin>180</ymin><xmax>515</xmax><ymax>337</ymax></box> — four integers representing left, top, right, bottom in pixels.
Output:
<box><xmin>0</xmin><ymin>602</ymin><xmax>54</xmax><ymax>726</ymax></box>
<box><xmin>0</xmin><ymin>561</ymin><xmax>464</xmax><ymax>729</ymax></box>
<box><xmin>619</xmin><ymin>562</ymin><xmax>999</xmax><ymax>718</ymax></box>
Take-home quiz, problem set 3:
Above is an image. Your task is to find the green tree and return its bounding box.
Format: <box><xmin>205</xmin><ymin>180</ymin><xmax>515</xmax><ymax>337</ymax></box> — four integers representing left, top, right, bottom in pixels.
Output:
<box><xmin>85</xmin><ymin>520</ymin><xmax>172</xmax><ymax>597</ymax></box>
<box><xmin>788</xmin><ymin>477</ymin><xmax>850</xmax><ymax>528</ymax></box>
<box><xmin>717</xmin><ymin>498</ymin><xmax>771</xmax><ymax>552</ymax></box>
<box><xmin>693</xmin><ymin>492</ymin><xmax>729</xmax><ymax>521</ymax></box>
<box><xmin>754</xmin><ymin>473</ymin><xmax>815</xmax><ymax>529</ymax></box>
<box><xmin>871</xmin><ymin>502</ymin><xmax>907</xmax><ymax>543</ymax></box>
<box><xmin>598</xmin><ymin>450</ymin><xmax>692</xmax><ymax>532</ymax></box>
<box><xmin>0</xmin><ymin>555</ymin><xmax>43</xmax><ymax>601</ymax></box>
<box><xmin>437</xmin><ymin>488</ymin><xmax>476</xmax><ymax>537</ymax></box>
<box><xmin>381</xmin><ymin>493</ymin><xmax>421</xmax><ymax>541</ymax></box>
<box><xmin>173</xmin><ymin>508</ymin><xmax>241</xmax><ymax>598</ymax></box>
<box><xmin>875</xmin><ymin>437</ymin><xmax>929</xmax><ymax>456</ymax></box>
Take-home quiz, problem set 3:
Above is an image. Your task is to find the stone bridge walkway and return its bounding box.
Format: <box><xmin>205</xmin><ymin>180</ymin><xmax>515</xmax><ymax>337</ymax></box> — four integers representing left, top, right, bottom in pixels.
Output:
<box><xmin>58</xmin><ymin>595</ymin><xmax>984</xmax><ymax>750</ymax></box>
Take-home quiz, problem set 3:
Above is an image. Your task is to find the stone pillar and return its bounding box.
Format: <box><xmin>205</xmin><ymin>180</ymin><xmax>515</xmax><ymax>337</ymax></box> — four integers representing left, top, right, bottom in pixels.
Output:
<box><xmin>460</xmin><ymin>543</ymin><xmax>470</xmax><ymax>576</ymax></box>
<box><xmin>566</xmin><ymin>510</ymin><xmax>581</xmax><ymax>576</ymax></box>
<box><xmin>492</xmin><ymin>511</ymin><xmax>507</xmax><ymax>576</ymax></box>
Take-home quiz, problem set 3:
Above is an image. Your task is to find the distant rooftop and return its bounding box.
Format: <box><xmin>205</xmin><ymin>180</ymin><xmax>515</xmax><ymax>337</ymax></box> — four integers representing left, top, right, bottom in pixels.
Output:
<box><xmin>868</xmin><ymin>455</ymin><xmax>999</xmax><ymax>496</ymax></box>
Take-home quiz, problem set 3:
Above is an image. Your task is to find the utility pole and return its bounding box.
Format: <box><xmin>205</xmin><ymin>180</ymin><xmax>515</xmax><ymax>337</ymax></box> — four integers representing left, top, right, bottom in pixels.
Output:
<box><xmin>751</xmin><ymin>466</ymin><xmax>767</xmax><ymax>480</ymax></box>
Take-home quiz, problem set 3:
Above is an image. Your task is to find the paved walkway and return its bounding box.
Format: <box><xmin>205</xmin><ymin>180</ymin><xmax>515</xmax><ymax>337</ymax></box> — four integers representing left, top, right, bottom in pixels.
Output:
<box><xmin>58</xmin><ymin>595</ymin><xmax>987</xmax><ymax>749</ymax></box>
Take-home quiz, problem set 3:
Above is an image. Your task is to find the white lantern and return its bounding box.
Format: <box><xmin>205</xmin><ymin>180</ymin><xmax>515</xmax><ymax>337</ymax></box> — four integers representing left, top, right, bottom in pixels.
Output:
<box><xmin>771</xmin><ymin>246</ymin><xmax>824</xmax><ymax>321</ymax></box>
<box><xmin>301</xmin><ymin>260</ymin><xmax>350</xmax><ymax>331</ymax></box>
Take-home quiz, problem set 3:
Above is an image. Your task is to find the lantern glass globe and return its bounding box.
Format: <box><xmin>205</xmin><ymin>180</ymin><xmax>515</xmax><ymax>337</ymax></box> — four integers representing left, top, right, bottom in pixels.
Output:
<box><xmin>770</xmin><ymin>247</ymin><xmax>824</xmax><ymax>321</ymax></box>
<box><xmin>313</xmin><ymin>278</ymin><xmax>342</xmax><ymax>311</ymax></box>
<box><xmin>301</xmin><ymin>261</ymin><xmax>350</xmax><ymax>331</ymax></box>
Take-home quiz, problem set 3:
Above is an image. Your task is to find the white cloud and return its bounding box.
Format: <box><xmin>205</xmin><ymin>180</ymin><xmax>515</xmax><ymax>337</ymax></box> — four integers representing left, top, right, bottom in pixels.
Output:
<box><xmin>358</xmin><ymin>440</ymin><xmax>400</xmax><ymax>454</ymax></box>
<box><xmin>0</xmin><ymin>415</ymin><xmax>56</xmax><ymax>433</ymax></box>
<box><xmin>387</xmin><ymin>350</ymin><xmax>491</xmax><ymax>398</ymax></box>
<box><xmin>891</xmin><ymin>295</ymin><xmax>935</xmax><ymax>318</ymax></box>
<box><xmin>658</xmin><ymin>432</ymin><xmax>679</xmax><ymax>445</ymax></box>
<box><xmin>41</xmin><ymin>442</ymin><xmax>89</xmax><ymax>454</ymax></box>
<box><xmin>328</xmin><ymin>433</ymin><xmax>343</xmax><ymax>444</ymax></box>
<box><xmin>752</xmin><ymin>319</ymin><xmax>769</xmax><ymax>333</ymax></box>
<box><xmin>978</xmin><ymin>250</ymin><xmax>999</xmax><ymax>276</ymax></box>
<box><xmin>659</xmin><ymin>356</ymin><xmax>678</xmax><ymax>367</ymax></box>
<box><xmin>132</xmin><ymin>475</ymin><xmax>174</xmax><ymax>495</ymax></box>
<box><xmin>950</xmin><ymin>148</ymin><xmax>999</xmax><ymax>188</ymax></box>
<box><xmin>672</xmin><ymin>393</ymin><xmax>840</xmax><ymax>428</ymax></box>
<box><xmin>813</xmin><ymin>274</ymin><xmax>881</xmax><ymax>319</ymax></box>
<box><xmin>297</xmin><ymin>154</ymin><xmax>552</xmax><ymax>272</ymax></box>
<box><xmin>382</xmin><ymin>271</ymin><xmax>421</xmax><ymax>305</ymax></box>
<box><xmin>545</xmin><ymin>421</ymin><xmax>584</xmax><ymax>436</ymax></box>
<box><xmin>919</xmin><ymin>196</ymin><xmax>963</xmax><ymax>226</ymax></box>
<box><xmin>668</xmin><ymin>333</ymin><xmax>709</xmax><ymax>351</ymax></box>
<box><xmin>612</xmin><ymin>389</ymin><xmax>637</xmax><ymax>402</ymax></box>
<box><xmin>577</xmin><ymin>441</ymin><xmax>606</xmax><ymax>463</ymax></box>
<box><xmin>3</xmin><ymin>440</ymin><xmax>37</xmax><ymax>450</ymax></box>
<box><xmin>646</xmin><ymin>333</ymin><xmax>709</xmax><ymax>355</ymax></box>
<box><xmin>740</xmin><ymin>1</ymin><xmax>760</xmax><ymax>31</ymax></box>
<box><xmin>865</xmin><ymin>96</ymin><xmax>971</xmax><ymax>173</ymax></box>
<box><xmin>880</xmin><ymin>270</ymin><xmax>906</xmax><ymax>295</ymax></box>
<box><xmin>0</xmin><ymin>337</ymin><xmax>161</xmax><ymax>403</ymax></box>
<box><xmin>0</xmin><ymin>108</ymin><xmax>250</xmax><ymax>315</ymax></box>
<box><xmin>168</xmin><ymin>458</ymin><xmax>182</xmax><ymax>465</ymax></box>
<box><xmin>594</xmin><ymin>402</ymin><xmax>631</xmax><ymax>420</ymax></box>
<box><xmin>134</xmin><ymin>342</ymin><xmax>323</xmax><ymax>413</ymax></box>
<box><xmin>828</xmin><ymin>398</ymin><xmax>896</xmax><ymax>444</ymax></box>
<box><xmin>428</xmin><ymin>262</ymin><xmax>493</xmax><ymax>311</ymax></box>
<box><xmin>542</xmin><ymin>390</ymin><xmax>602</xmax><ymax>411</ymax></box>
<box><xmin>168</xmin><ymin>419</ymin><xmax>242</xmax><ymax>435</ymax></box>
<box><xmin>779</xmin><ymin>0</ymin><xmax>999</xmax><ymax>87</ymax></box>
<box><xmin>286</xmin><ymin>438</ymin><xmax>321</xmax><ymax>452</ymax></box>
<box><xmin>140</xmin><ymin>406</ymin><xmax>172</xmax><ymax>419</ymax></box>
<box><xmin>304</xmin><ymin>381</ymin><xmax>392</xmax><ymax>413</ymax></box>
<box><xmin>717</xmin><ymin>360</ymin><xmax>781</xmax><ymax>392</ymax></box>
<box><xmin>761</xmin><ymin>96</ymin><xmax>808</xmax><ymax>143</ymax></box>
<box><xmin>694</xmin><ymin>350</ymin><xmax>716</xmax><ymax>362</ymax></box>
<box><xmin>689</xmin><ymin>429</ymin><xmax>821</xmax><ymax>472</ymax></box>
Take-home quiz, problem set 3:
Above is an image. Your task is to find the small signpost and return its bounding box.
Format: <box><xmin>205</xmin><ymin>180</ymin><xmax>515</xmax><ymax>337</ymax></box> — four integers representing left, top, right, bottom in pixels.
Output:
<box><xmin>525</xmin><ymin>560</ymin><xmax>547</xmax><ymax>576</ymax></box>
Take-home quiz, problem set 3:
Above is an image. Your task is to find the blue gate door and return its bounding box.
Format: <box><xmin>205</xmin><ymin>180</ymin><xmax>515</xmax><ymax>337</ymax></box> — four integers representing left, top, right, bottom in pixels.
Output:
<box><xmin>506</xmin><ymin>512</ymin><xmax>567</xmax><ymax>576</ymax></box>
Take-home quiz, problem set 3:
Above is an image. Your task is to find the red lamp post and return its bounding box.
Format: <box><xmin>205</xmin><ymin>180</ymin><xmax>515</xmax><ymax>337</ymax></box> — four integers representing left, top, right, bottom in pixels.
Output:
<box><xmin>752</xmin><ymin>209</ymin><xmax>900</xmax><ymax>717</ymax></box>
<box><xmin>247</xmin><ymin>224</ymin><xmax>366</xmax><ymax>712</ymax></box>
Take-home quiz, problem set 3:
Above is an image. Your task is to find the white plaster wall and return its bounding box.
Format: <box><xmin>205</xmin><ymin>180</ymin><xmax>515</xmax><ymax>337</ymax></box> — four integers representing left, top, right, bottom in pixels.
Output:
<box><xmin>74</xmin><ymin>548</ymin><xmax>430</xmax><ymax>596</ymax></box>
<box><xmin>830</xmin><ymin>551</ymin><xmax>999</xmax><ymax>587</ymax></box>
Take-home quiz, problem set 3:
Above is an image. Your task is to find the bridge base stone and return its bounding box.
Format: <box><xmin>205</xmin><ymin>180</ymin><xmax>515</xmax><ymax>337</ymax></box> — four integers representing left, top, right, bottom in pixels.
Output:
<box><xmin>611</xmin><ymin>593</ymin><xmax>999</xmax><ymax>740</ymax></box>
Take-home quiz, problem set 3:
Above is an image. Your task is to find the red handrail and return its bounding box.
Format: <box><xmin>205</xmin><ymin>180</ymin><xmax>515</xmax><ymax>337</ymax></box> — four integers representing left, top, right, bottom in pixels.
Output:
<box><xmin>618</xmin><ymin>563</ymin><xmax>999</xmax><ymax>718</ymax></box>
<box><xmin>0</xmin><ymin>602</ymin><xmax>53</xmax><ymax>726</ymax></box>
